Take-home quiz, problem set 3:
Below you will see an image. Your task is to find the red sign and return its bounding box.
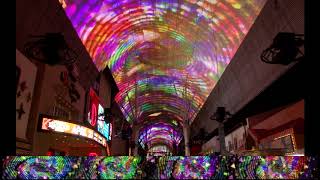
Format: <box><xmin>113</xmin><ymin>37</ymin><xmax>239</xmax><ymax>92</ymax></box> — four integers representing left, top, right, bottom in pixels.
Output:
<box><xmin>87</xmin><ymin>88</ymin><xmax>99</xmax><ymax>127</ymax></box>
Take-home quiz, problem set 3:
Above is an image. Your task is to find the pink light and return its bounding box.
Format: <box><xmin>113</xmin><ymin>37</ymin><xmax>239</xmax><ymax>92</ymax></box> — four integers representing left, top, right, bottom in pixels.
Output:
<box><xmin>88</xmin><ymin>152</ymin><xmax>98</xmax><ymax>156</ymax></box>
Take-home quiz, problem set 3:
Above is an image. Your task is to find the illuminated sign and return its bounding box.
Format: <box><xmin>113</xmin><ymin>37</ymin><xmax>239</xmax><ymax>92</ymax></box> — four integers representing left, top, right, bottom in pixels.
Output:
<box><xmin>97</xmin><ymin>104</ymin><xmax>112</xmax><ymax>141</ymax></box>
<box><xmin>41</xmin><ymin>117</ymin><xmax>107</xmax><ymax>147</ymax></box>
<box><xmin>88</xmin><ymin>152</ymin><xmax>98</xmax><ymax>156</ymax></box>
<box><xmin>109</xmin><ymin>123</ymin><xmax>112</xmax><ymax>140</ymax></box>
<box><xmin>98</xmin><ymin>104</ymin><xmax>104</xmax><ymax>121</ymax></box>
<box><xmin>87</xmin><ymin>88</ymin><xmax>99</xmax><ymax>127</ymax></box>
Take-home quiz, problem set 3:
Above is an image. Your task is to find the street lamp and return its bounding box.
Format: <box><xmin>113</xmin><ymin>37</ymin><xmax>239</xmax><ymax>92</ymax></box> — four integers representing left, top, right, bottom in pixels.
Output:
<box><xmin>210</xmin><ymin>107</ymin><xmax>232</xmax><ymax>155</ymax></box>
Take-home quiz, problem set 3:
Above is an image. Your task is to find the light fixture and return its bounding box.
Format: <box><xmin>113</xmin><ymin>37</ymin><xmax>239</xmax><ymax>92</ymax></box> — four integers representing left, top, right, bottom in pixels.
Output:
<box><xmin>149</xmin><ymin>112</ymin><xmax>162</xmax><ymax>117</ymax></box>
<box><xmin>260</xmin><ymin>32</ymin><xmax>304</xmax><ymax>65</ymax></box>
<box><xmin>210</xmin><ymin>107</ymin><xmax>231</xmax><ymax>123</ymax></box>
<box><xmin>24</xmin><ymin>33</ymin><xmax>78</xmax><ymax>66</ymax></box>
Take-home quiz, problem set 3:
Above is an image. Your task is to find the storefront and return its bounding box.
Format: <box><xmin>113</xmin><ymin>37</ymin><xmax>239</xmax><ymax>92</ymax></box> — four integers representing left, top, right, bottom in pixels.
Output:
<box><xmin>37</xmin><ymin>114</ymin><xmax>110</xmax><ymax>155</ymax></box>
<box><xmin>247</xmin><ymin>100</ymin><xmax>304</xmax><ymax>156</ymax></box>
<box><xmin>16</xmin><ymin>50</ymin><xmax>114</xmax><ymax>155</ymax></box>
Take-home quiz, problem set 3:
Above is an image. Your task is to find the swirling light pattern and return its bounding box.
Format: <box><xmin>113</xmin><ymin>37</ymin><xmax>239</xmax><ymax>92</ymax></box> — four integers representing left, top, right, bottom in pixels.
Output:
<box><xmin>264</xmin><ymin>156</ymin><xmax>306</xmax><ymax>179</ymax></box>
<box><xmin>173</xmin><ymin>156</ymin><xmax>217</xmax><ymax>179</ymax></box>
<box><xmin>158</xmin><ymin>156</ymin><xmax>180</xmax><ymax>179</ymax></box>
<box><xmin>97</xmin><ymin>156</ymin><xmax>141</xmax><ymax>179</ymax></box>
<box><xmin>2</xmin><ymin>156</ymin><xmax>80</xmax><ymax>179</ymax></box>
<box><xmin>2</xmin><ymin>156</ymin><xmax>318</xmax><ymax>179</ymax></box>
<box><xmin>138</xmin><ymin>122</ymin><xmax>182</xmax><ymax>152</ymax></box>
<box><xmin>63</xmin><ymin>0</ymin><xmax>266</xmax><ymax>150</ymax></box>
<box><xmin>238</xmin><ymin>156</ymin><xmax>265</xmax><ymax>179</ymax></box>
<box><xmin>72</xmin><ymin>156</ymin><xmax>104</xmax><ymax>179</ymax></box>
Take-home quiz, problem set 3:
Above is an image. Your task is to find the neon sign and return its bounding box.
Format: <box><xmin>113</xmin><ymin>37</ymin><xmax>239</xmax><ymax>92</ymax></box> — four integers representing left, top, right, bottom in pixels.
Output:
<box><xmin>41</xmin><ymin>117</ymin><xmax>107</xmax><ymax>147</ymax></box>
<box><xmin>87</xmin><ymin>88</ymin><xmax>99</xmax><ymax>127</ymax></box>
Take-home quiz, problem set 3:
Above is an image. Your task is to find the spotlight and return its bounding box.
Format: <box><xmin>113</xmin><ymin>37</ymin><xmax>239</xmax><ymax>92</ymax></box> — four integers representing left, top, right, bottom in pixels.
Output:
<box><xmin>24</xmin><ymin>33</ymin><xmax>78</xmax><ymax>66</ymax></box>
<box><xmin>260</xmin><ymin>32</ymin><xmax>304</xmax><ymax>65</ymax></box>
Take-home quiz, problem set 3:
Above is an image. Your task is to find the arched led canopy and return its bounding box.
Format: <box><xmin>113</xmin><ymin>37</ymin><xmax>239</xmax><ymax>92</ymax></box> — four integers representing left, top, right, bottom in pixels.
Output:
<box><xmin>138</xmin><ymin>122</ymin><xmax>183</xmax><ymax>150</ymax></box>
<box><xmin>63</xmin><ymin>0</ymin><xmax>266</xmax><ymax>151</ymax></box>
<box><xmin>114</xmin><ymin>75</ymin><xmax>202</xmax><ymax>123</ymax></box>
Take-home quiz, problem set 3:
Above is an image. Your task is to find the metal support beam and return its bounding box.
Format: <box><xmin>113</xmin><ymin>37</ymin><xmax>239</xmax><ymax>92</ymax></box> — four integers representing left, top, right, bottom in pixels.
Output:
<box><xmin>183</xmin><ymin>120</ymin><xmax>191</xmax><ymax>156</ymax></box>
<box><xmin>218</xmin><ymin>122</ymin><xmax>227</xmax><ymax>155</ymax></box>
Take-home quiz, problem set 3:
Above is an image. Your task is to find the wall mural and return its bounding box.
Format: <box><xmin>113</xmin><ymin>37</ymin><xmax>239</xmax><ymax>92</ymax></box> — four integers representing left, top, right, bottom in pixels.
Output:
<box><xmin>16</xmin><ymin>49</ymin><xmax>38</xmax><ymax>140</ymax></box>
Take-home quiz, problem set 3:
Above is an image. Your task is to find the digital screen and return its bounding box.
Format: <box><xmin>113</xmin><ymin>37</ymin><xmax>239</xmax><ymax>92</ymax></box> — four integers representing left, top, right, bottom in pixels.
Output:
<box><xmin>62</xmin><ymin>0</ymin><xmax>267</xmax><ymax>127</ymax></box>
<box><xmin>41</xmin><ymin>117</ymin><xmax>107</xmax><ymax>147</ymax></box>
<box><xmin>98</xmin><ymin>104</ymin><xmax>104</xmax><ymax>121</ymax></box>
<box><xmin>62</xmin><ymin>0</ymin><xmax>267</xmax><ymax>149</ymax></box>
<box><xmin>97</xmin><ymin>104</ymin><xmax>112</xmax><ymax>141</ymax></box>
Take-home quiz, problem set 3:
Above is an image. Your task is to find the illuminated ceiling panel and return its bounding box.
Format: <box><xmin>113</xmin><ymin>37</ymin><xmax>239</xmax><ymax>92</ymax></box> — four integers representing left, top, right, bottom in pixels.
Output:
<box><xmin>63</xmin><ymin>0</ymin><xmax>266</xmax><ymax>150</ymax></box>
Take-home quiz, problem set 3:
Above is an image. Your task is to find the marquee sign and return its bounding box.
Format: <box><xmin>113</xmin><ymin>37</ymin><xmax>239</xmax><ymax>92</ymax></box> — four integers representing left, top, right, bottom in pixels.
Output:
<box><xmin>41</xmin><ymin>117</ymin><xmax>107</xmax><ymax>147</ymax></box>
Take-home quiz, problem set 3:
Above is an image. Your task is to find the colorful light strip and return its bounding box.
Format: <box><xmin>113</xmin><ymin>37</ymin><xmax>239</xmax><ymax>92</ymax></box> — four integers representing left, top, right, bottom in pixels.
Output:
<box><xmin>62</xmin><ymin>0</ymin><xmax>267</xmax><ymax>148</ymax></box>
<box><xmin>2</xmin><ymin>156</ymin><xmax>318</xmax><ymax>179</ymax></box>
<box><xmin>2</xmin><ymin>156</ymin><xmax>80</xmax><ymax>179</ymax></box>
<box><xmin>173</xmin><ymin>156</ymin><xmax>217</xmax><ymax>179</ymax></box>
<box><xmin>97</xmin><ymin>156</ymin><xmax>141</xmax><ymax>179</ymax></box>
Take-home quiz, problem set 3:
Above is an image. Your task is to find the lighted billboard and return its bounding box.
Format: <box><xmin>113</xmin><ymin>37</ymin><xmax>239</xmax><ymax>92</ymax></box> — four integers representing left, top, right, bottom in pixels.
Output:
<box><xmin>41</xmin><ymin>117</ymin><xmax>107</xmax><ymax>147</ymax></box>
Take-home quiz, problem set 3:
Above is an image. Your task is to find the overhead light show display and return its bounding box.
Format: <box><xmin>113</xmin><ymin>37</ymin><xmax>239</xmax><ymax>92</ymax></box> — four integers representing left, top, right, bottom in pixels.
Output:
<box><xmin>138</xmin><ymin>122</ymin><xmax>183</xmax><ymax>150</ymax></box>
<box><xmin>62</xmin><ymin>0</ymin><xmax>266</xmax><ymax>150</ymax></box>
